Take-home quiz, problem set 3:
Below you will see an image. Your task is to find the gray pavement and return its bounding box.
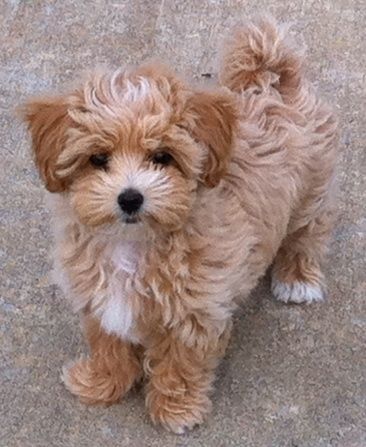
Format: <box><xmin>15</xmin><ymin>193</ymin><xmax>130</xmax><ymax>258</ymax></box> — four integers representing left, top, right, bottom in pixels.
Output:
<box><xmin>1</xmin><ymin>1</ymin><xmax>365</xmax><ymax>446</ymax></box>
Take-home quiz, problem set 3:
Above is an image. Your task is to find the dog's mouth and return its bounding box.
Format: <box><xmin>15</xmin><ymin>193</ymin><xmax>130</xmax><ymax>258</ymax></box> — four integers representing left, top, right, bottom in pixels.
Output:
<box><xmin>122</xmin><ymin>214</ymin><xmax>141</xmax><ymax>225</ymax></box>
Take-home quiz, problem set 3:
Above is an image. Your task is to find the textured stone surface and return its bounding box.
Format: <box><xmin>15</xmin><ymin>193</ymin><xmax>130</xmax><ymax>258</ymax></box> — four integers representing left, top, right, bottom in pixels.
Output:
<box><xmin>1</xmin><ymin>1</ymin><xmax>365</xmax><ymax>446</ymax></box>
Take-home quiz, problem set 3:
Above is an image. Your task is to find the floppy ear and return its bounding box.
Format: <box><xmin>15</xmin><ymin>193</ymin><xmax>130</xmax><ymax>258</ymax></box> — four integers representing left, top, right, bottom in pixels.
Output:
<box><xmin>185</xmin><ymin>90</ymin><xmax>236</xmax><ymax>187</ymax></box>
<box><xmin>20</xmin><ymin>97</ymin><xmax>71</xmax><ymax>192</ymax></box>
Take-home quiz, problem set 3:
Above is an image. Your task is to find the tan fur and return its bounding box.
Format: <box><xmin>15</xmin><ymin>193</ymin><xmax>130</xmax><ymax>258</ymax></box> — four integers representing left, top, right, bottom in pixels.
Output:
<box><xmin>22</xmin><ymin>18</ymin><xmax>338</xmax><ymax>433</ymax></box>
<box><xmin>62</xmin><ymin>316</ymin><xmax>142</xmax><ymax>405</ymax></box>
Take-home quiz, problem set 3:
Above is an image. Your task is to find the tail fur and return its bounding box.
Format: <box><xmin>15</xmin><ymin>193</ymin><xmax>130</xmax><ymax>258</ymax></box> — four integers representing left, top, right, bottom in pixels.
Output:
<box><xmin>219</xmin><ymin>17</ymin><xmax>304</xmax><ymax>94</ymax></box>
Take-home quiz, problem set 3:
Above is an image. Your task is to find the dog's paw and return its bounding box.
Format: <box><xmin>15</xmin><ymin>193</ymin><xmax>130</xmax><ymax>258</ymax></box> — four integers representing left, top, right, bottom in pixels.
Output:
<box><xmin>146</xmin><ymin>390</ymin><xmax>211</xmax><ymax>434</ymax></box>
<box><xmin>271</xmin><ymin>278</ymin><xmax>325</xmax><ymax>304</ymax></box>
<box><xmin>61</xmin><ymin>356</ymin><xmax>127</xmax><ymax>405</ymax></box>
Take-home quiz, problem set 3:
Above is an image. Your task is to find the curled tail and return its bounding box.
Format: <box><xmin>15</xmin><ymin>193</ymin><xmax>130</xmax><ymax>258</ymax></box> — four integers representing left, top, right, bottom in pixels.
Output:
<box><xmin>219</xmin><ymin>17</ymin><xmax>304</xmax><ymax>94</ymax></box>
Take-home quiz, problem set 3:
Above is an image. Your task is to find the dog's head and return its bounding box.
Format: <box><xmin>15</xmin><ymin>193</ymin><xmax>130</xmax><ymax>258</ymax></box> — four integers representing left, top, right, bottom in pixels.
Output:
<box><xmin>21</xmin><ymin>64</ymin><xmax>236</xmax><ymax>233</ymax></box>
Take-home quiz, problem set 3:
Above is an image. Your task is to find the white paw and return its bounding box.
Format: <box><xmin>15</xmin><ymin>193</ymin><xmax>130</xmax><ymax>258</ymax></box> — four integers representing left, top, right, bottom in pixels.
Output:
<box><xmin>271</xmin><ymin>279</ymin><xmax>325</xmax><ymax>304</ymax></box>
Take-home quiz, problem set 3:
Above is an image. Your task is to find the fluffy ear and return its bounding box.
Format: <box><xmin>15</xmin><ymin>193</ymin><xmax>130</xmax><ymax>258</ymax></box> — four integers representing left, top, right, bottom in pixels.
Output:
<box><xmin>20</xmin><ymin>97</ymin><xmax>71</xmax><ymax>192</ymax></box>
<box><xmin>185</xmin><ymin>90</ymin><xmax>236</xmax><ymax>187</ymax></box>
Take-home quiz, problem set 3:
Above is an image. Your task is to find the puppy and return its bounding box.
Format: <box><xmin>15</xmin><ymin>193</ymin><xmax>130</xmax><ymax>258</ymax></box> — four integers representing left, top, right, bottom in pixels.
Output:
<box><xmin>21</xmin><ymin>18</ymin><xmax>338</xmax><ymax>433</ymax></box>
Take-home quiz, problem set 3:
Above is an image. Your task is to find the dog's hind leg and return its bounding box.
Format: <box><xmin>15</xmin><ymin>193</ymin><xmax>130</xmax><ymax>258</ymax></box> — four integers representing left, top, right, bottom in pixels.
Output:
<box><xmin>271</xmin><ymin>192</ymin><xmax>335</xmax><ymax>304</ymax></box>
<box><xmin>61</xmin><ymin>316</ymin><xmax>142</xmax><ymax>405</ymax></box>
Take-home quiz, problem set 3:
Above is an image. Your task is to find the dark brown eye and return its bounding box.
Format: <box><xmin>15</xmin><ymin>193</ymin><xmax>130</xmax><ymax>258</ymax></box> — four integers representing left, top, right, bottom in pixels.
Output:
<box><xmin>152</xmin><ymin>151</ymin><xmax>174</xmax><ymax>166</ymax></box>
<box><xmin>90</xmin><ymin>153</ymin><xmax>109</xmax><ymax>168</ymax></box>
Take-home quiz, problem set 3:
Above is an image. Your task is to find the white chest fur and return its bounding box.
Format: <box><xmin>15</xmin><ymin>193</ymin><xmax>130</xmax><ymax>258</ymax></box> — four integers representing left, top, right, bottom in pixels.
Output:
<box><xmin>93</xmin><ymin>240</ymin><xmax>142</xmax><ymax>343</ymax></box>
<box><xmin>49</xmin><ymin>194</ymin><xmax>144</xmax><ymax>343</ymax></box>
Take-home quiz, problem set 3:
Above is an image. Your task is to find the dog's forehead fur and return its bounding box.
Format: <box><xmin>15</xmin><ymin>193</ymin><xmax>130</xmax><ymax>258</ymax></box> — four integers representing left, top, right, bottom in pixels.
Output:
<box><xmin>73</xmin><ymin>65</ymin><xmax>187</xmax><ymax>130</ymax></box>
<box><xmin>60</xmin><ymin>66</ymin><xmax>195</xmax><ymax>161</ymax></box>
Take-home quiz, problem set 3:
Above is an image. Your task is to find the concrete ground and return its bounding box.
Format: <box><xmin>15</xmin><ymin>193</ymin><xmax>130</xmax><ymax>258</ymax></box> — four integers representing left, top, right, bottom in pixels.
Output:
<box><xmin>1</xmin><ymin>1</ymin><xmax>365</xmax><ymax>446</ymax></box>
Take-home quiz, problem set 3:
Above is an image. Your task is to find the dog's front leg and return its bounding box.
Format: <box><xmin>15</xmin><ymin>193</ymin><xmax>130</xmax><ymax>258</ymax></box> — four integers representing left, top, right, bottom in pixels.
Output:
<box><xmin>144</xmin><ymin>321</ymin><xmax>231</xmax><ymax>434</ymax></box>
<box><xmin>62</xmin><ymin>316</ymin><xmax>142</xmax><ymax>405</ymax></box>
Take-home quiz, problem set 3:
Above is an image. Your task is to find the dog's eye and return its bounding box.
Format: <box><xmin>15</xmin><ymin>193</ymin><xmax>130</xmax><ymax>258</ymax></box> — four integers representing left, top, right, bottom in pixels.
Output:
<box><xmin>151</xmin><ymin>151</ymin><xmax>174</xmax><ymax>166</ymax></box>
<box><xmin>90</xmin><ymin>153</ymin><xmax>109</xmax><ymax>168</ymax></box>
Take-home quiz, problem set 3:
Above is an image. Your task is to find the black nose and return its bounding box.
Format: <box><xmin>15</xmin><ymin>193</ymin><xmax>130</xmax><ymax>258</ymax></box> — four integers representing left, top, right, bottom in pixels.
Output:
<box><xmin>117</xmin><ymin>188</ymin><xmax>144</xmax><ymax>214</ymax></box>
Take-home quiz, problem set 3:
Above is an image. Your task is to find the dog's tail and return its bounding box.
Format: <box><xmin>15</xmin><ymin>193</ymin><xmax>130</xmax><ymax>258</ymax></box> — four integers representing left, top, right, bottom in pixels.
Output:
<box><xmin>219</xmin><ymin>17</ymin><xmax>304</xmax><ymax>94</ymax></box>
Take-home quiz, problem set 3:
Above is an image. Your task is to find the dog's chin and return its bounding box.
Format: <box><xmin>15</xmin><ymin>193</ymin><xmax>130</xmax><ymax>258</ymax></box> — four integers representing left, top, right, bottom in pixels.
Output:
<box><xmin>98</xmin><ymin>216</ymin><xmax>147</xmax><ymax>242</ymax></box>
<box><xmin>94</xmin><ymin>210</ymin><xmax>188</xmax><ymax>241</ymax></box>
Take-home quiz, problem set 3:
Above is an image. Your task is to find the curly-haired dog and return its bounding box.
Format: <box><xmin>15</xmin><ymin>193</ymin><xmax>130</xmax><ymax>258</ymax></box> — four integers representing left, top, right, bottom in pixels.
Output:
<box><xmin>22</xmin><ymin>18</ymin><xmax>338</xmax><ymax>433</ymax></box>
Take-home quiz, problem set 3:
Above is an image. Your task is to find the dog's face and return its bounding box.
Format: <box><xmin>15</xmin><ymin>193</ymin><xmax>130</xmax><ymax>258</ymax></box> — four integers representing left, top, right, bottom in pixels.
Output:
<box><xmin>22</xmin><ymin>64</ymin><xmax>236</xmax><ymax>234</ymax></box>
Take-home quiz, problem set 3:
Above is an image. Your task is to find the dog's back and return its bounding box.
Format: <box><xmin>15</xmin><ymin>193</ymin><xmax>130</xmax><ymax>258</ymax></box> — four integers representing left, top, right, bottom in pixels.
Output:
<box><xmin>217</xmin><ymin>18</ymin><xmax>339</xmax><ymax>304</ymax></box>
